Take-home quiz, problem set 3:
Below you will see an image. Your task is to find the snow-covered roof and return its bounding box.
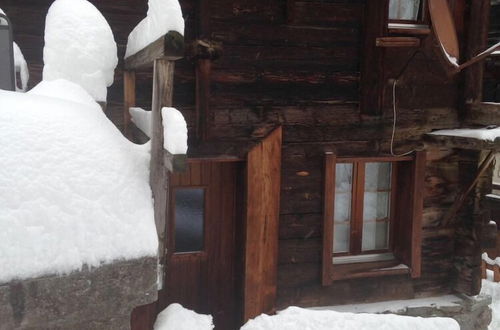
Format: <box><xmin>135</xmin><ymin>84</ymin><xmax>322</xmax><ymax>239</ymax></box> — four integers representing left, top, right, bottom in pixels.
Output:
<box><xmin>125</xmin><ymin>0</ymin><xmax>184</xmax><ymax>58</ymax></box>
<box><xmin>428</xmin><ymin>127</ymin><xmax>500</xmax><ymax>141</ymax></box>
<box><xmin>42</xmin><ymin>0</ymin><xmax>118</xmax><ymax>102</ymax></box>
<box><xmin>0</xmin><ymin>80</ymin><xmax>157</xmax><ymax>284</ymax></box>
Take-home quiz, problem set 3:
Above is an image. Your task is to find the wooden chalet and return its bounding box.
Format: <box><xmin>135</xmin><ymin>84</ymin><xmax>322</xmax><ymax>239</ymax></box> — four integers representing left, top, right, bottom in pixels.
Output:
<box><xmin>4</xmin><ymin>0</ymin><xmax>500</xmax><ymax>329</ymax></box>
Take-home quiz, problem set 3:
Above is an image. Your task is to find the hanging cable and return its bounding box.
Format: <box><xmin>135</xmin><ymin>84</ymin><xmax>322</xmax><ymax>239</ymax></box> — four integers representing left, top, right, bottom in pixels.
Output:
<box><xmin>390</xmin><ymin>79</ymin><xmax>415</xmax><ymax>157</ymax></box>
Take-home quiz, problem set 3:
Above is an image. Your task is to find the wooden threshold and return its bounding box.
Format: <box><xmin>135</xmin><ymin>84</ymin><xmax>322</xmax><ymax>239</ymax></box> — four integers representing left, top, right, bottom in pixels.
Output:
<box><xmin>376</xmin><ymin>37</ymin><xmax>421</xmax><ymax>48</ymax></box>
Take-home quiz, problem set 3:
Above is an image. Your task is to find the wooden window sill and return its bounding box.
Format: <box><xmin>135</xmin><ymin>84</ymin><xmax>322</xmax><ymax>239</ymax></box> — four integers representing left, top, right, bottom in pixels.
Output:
<box><xmin>330</xmin><ymin>260</ymin><xmax>410</xmax><ymax>281</ymax></box>
<box><xmin>388</xmin><ymin>23</ymin><xmax>431</xmax><ymax>36</ymax></box>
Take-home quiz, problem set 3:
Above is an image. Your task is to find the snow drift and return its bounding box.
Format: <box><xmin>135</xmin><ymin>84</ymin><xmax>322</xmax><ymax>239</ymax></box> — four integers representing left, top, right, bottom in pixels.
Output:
<box><xmin>0</xmin><ymin>82</ymin><xmax>157</xmax><ymax>284</ymax></box>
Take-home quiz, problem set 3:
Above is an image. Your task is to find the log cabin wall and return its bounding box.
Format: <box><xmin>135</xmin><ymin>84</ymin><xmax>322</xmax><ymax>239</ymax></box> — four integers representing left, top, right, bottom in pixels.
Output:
<box><xmin>4</xmin><ymin>0</ymin><xmax>489</xmax><ymax>309</ymax></box>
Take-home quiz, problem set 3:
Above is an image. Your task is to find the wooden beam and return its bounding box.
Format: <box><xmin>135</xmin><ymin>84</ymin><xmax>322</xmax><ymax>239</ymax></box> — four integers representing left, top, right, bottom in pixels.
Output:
<box><xmin>196</xmin><ymin>59</ymin><xmax>211</xmax><ymax>142</ymax></box>
<box><xmin>376</xmin><ymin>37</ymin><xmax>421</xmax><ymax>47</ymax></box>
<box><xmin>441</xmin><ymin>151</ymin><xmax>495</xmax><ymax>226</ymax></box>
<box><xmin>124</xmin><ymin>31</ymin><xmax>185</xmax><ymax>71</ymax></box>
<box><xmin>465</xmin><ymin>102</ymin><xmax>500</xmax><ymax>126</ymax></box>
<box><xmin>360</xmin><ymin>0</ymin><xmax>389</xmax><ymax>115</ymax></box>
<box><xmin>123</xmin><ymin>70</ymin><xmax>136</xmax><ymax>137</ymax></box>
<box><xmin>150</xmin><ymin>59</ymin><xmax>175</xmax><ymax>265</ymax></box>
<box><xmin>163</xmin><ymin>151</ymin><xmax>187</xmax><ymax>172</ymax></box>
<box><xmin>244</xmin><ymin>127</ymin><xmax>282</xmax><ymax>321</ymax></box>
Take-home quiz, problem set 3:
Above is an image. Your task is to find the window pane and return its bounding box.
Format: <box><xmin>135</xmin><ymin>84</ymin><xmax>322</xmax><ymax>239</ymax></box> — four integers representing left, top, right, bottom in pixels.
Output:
<box><xmin>174</xmin><ymin>189</ymin><xmax>204</xmax><ymax>253</ymax></box>
<box><xmin>389</xmin><ymin>0</ymin><xmax>421</xmax><ymax>21</ymax></box>
<box><xmin>362</xmin><ymin>221</ymin><xmax>389</xmax><ymax>251</ymax></box>
<box><xmin>333</xmin><ymin>163</ymin><xmax>353</xmax><ymax>253</ymax></box>
<box><xmin>365</xmin><ymin>162</ymin><xmax>392</xmax><ymax>191</ymax></box>
<box><xmin>333</xmin><ymin>223</ymin><xmax>350</xmax><ymax>253</ymax></box>
<box><xmin>363</xmin><ymin>162</ymin><xmax>392</xmax><ymax>252</ymax></box>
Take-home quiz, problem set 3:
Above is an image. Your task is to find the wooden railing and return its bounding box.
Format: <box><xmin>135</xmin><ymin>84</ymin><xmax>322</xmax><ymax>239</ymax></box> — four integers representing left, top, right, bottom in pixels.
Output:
<box><xmin>482</xmin><ymin>252</ymin><xmax>500</xmax><ymax>282</ymax></box>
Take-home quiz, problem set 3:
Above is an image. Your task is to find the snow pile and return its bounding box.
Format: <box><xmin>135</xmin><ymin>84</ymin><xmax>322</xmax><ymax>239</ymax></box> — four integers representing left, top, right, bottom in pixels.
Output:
<box><xmin>162</xmin><ymin>107</ymin><xmax>188</xmax><ymax>154</ymax></box>
<box><xmin>13</xmin><ymin>42</ymin><xmax>29</xmax><ymax>92</ymax></box>
<box><xmin>28</xmin><ymin>79</ymin><xmax>96</xmax><ymax>107</ymax></box>
<box><xmin>483</xmin><ymin>252</ymin><xmax>500</xmax><ymax>267</ymax></box>
<box><xmin>429</xmin><ymin>127</ymin><xmax>500</xmax><ymax>141</ymax></box>
<box><xmin>0</xmin><ymin>85</ymin><xmax>157</xmax><ymax>284</ymax></box>
<box><xmin>154</xmin><ymin>304</ymin><xmax>214</xmax><ymax>330</ymax></box>
<box><xmin>130</xmin><ymin>107</ymin><xmax>152</xmax><ymax>138</ymax></box>
<box><xmin>480</xmin><ymin>270</ymin><xmax>500</xmax><ymax>329</ymax></box>
<box><xmin>43</xmin><ymin>0</ymin><xmax>118</xmax><ymax>102</ymax></box>
<box><xmin>125</xmin><ymin>0</ymin><xmax>184</xmax><ymax>58</ymax></box>
<box><xmin>241</xmin><ymin>306</ymin><xmax>459</xmax><ymax>330</ymax></box>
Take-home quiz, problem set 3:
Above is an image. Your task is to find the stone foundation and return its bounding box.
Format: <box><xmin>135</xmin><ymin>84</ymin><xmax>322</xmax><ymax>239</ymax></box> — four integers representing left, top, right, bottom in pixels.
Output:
<box><xmin>0</xmin><ymin>257</ymin><xmax>157</xmax><ymax>330</ymax></box>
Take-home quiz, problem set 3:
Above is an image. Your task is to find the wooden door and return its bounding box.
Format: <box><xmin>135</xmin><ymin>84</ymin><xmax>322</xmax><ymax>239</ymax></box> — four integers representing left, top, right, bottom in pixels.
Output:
<box><xmin>159</xmin><ymin>160</ymin><xmax>241</xmax><ymax>330</ymax></box>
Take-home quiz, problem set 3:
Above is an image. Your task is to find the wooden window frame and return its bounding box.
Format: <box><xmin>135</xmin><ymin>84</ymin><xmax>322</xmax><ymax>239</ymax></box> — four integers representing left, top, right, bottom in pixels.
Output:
<box><xmin>322</xmin><ymin>152</ymin><xmax>426</xmax><ymax>285</ymax></box>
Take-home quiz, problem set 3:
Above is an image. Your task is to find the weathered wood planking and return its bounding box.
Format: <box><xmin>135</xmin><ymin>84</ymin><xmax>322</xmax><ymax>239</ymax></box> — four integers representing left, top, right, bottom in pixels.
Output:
<box><xmin>244</xmin><ymin>127</ymin><xmax>282</xmax><ymax>321</ymax></box>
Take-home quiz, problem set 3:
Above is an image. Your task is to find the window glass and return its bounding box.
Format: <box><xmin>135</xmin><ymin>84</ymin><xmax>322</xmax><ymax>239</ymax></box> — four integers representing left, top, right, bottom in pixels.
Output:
<box><xmin>333</xmin><ymin>163</ymin><xmax>353</xmax><ymax>253</ymax></box>
<box><xmin>174</xmin><ymin>188</ymin><xmax>205</xmax><ymax>253</ymax></box>
<box><xmin>362</xmin><ymin>162</ymin><xmax>392</xmax><ymax>251</ymax></box>
<box><xmin>389</xmin><ymin>0</ymin><xmax>421</xmax><ymax>21</ymax></box>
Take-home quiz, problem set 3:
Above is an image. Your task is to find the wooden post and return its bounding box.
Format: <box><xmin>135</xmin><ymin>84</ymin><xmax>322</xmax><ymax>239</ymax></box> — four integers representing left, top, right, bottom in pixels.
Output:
<box><xmin>123</xmin><ymin>70</ymin><xmax>136</xmax><ymax>136</ymax></box>
<box><xmin>481</xmin><ymin>259</ymin><xmax>487</xmax><ymax>279</ymax></box>
<box><xmin>494</xmin><ymin>264</ymin><xmax>500</xmax><ymax>282</ymax></box>
<box><xmin>360</xmin><ymin>0</ymin><xmax>389</xmax><ymax>116</ymax></box>
<box><xmin>196</xmin><ymin>59</ymin><xmax>211</xmax><ymax>141</ymax></box>
<box><xmin>150</xmin><ymin>59</ymin><xmax>175</xmax><ymax>265</ymax></box>
<box><xmin>462</xmin><ymin>0</ymin><xmax>491</xmax><ymax>111</ymax></box>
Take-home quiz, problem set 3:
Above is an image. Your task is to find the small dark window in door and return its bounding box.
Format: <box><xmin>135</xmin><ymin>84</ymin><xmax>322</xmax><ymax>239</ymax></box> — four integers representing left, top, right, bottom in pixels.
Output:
<box><xmin>174</xmin><ymin>188</ymin><xmax>205</xmax><ymax>253</ymax></box>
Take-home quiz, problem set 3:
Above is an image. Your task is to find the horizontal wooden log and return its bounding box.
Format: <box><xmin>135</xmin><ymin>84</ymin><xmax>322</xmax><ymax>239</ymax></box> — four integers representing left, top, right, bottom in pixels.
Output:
<box><xmin>287</xmin><ymin>1</ymin><xmax>364</xmax><ymax>28</ymax></box>
<box><xmin>376</xmin><ymin>37</ymin><xmax>421</xmax><ymax>48</ymax></box>
<box><xmin>465</xmin><ymin>102</ymin><xmax>500</xmax><ymax>126</ymax></box>
<box><xmin>424</xmin><ymin>134</ymin><xmax>500</xmax><ymax>151</ymax></box>
<box><xmin>124</xmin><ymin>31</ymin><xmax>185</xmax><ymax>70</ymax></box>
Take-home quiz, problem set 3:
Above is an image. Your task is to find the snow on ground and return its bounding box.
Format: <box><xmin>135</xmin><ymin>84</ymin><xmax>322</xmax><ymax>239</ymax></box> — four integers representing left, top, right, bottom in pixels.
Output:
<box><xmin>28</xmin><ymin>79</ymin><xmax>96</xmax><ymax>107</ymax></box>
<box><xmin>162</xmin><ymin>107</ymin><xmax>188</xmax><ymax>154</ymax></box>
<box><xmin>130</xmin><ymin>107</ymin><xmax>152</xmax><ymax>138</ymax></box>
<box><xmin>43</xmin><ymin>0</ymin><xmax>118</xmax><ymax>102</ymax></box>
<box><xmin>314</xmin><ymin>295</ymin><xmax>462</xmax><ymax>314</ymax></box>
<box><xmin>429</xmin><ymin>127</ymin><xmax>500</xmax><ymax>141</ymax></box>
<box><xmin>241</xmin><ymin>306</ymin><xmax>459</xmax><ymax>330</ymax></box>
<box><xmin>125</xmin><ymin>0</ymin><xmax>184</xmax><ymax>58</ymax></box>
<box><xmin>154</xmin><ymin>304</ymin><xmax>214</xmax><ymax>330</ymax></box>
<box><xmin>13</xmin><ymin>42</ymin><xmax>29</xmax><ymax>92</ymax></box>
<box><xmin>0</xmin><ymin>82</ymin><xmax>157</xmax><ymax>284</ymax></box>
<box><xmin>480</xmin><ymin>270</ymin><xmax>500</xmax><ymax>330</ymax></box>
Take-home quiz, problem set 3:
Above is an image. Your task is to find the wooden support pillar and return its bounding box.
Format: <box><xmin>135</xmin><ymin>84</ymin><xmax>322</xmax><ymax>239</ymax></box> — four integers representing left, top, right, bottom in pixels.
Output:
<box><xmin>196</xmin><ymin>59</ymin><xmax>211</xmax><ymax>141</ymax></box>
<box><xmin>360</xmin><ymin>0</ymin><xmax>389</xmax><ymax>116</ymax></box>
<box><xmin>150</xmin><ymin>59</ymin><xmax>175</xmax><ymax>265</ymax></box>
<box><xmin>463</xmin><ymin>0</ymin><xmax>491</xmax><ymax>106</ymax></box>
<box><xmin>123</xmin><ymin>70</ymin><xmax>136</xmax><ymax>136</ymax></box>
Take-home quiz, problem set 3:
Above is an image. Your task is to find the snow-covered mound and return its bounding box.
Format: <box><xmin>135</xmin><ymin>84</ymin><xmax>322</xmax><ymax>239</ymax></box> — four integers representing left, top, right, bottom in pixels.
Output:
<box><xmin>241</xmin><ymin>306</ymin><xmax>460</xmax><ymax>330</ymax></box>
<box><xmin>154</xmin><ymin>304</ymin><xmax>214</xmax><ymax>330</ymax></box>
<box><xmin>130</xmin><ymin>107</ymin><xmax>152</xmax><ymax>138</ymax></box>
<box><xmin>162</xmin><ymin>107</ymin><xmax>188</xmax><ymax>154</ymax></box>
<box><xmin>0</xmin><ymin>85</ymin><xmax>157</xmax><ymax>284</ymax></box>
<box><xmin>480</xmin><ymin>270</ymin><xmax>500</xmax><ymax>329</ymax></box>
<box><xmin>43</xmin><ymin>0</ymin><xmax>118</xmax><ymax>102</ymax></box>
<box><xmin>125</xmin><ymin>0</ymin><xmax>184</xmax><ymax>58</ymax></box>
<box><xmin>13</xmin><ymin>42</ymin><xmax>29</xmax><ymax>92</ymax></box>
<box><xmin>28</xmin><ymin>79</ymin><xmax>96</xmax><ymax>107</ymax></box>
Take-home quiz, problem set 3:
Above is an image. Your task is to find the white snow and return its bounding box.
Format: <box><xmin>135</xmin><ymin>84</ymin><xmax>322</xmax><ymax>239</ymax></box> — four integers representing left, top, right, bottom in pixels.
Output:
<box><xmin>480</xmin><ymin>270</ymin><xmax>500</xmax><ymax>329</ymax></box>
<box><xmin>13</xmin><ymin>42</ymin><xmax>29</xmax><ymax>92</ymax></box>
<box><xmin>162</xmin><ymin>107</ymin><xmax>188</xmax><ymax>154</ymax></box>
<box><xmin>130</xmin><ymin>107</ymin><xmax>152</xmax><ymax>138</ymax></box>
<box><xmin>429</xmin><ymin>127</ymin><xmax>500</xmax><ymax>141</ymax></box>
<box><xmin>0</xmin><ymin>87</ymin><xmax>158</xmax><ymax>284</ymax></box>
<box><xmin>28</xmin><ymin>79</ymin><xmax>96</xmax><ymax>108</ymax></box>
<box><xmin>314</xmin><ymin>295</ymin><xmax>462</xmax><ymax>314</ymax></box>
<box><xmin>154</xmin><ymin>304</ymin><xmax>214</xmax><ymax>330</ymax></box>
<box><xmin>241</xmin><ymin>306</ymin><xmax>459</xmax><ymax>330</ymax></box>
<box><xmin>125</xmin><ymin>0</ymin><xmax>184</xmax><ymax>58</ymax></box>
<box><xmin>42</xmin><ymin>0</ymin><xmax>118</xmax><ymax>102</ymax></box>
<box><xmin>0</xmin><ymin>7</ymin><xmax>7</xmax><ymax>25</ymax></box>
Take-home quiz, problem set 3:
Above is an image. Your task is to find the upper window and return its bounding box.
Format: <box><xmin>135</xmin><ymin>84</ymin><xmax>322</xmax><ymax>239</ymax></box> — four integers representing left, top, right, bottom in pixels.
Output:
<box><xmin>389</xmin><ymin>0</ymin><xmax>425</xmax><ymax>22</ymax></box>
<box><xmin>322</xmin><ymin>153</ymin><xmax>425</xmax><ymax>284</ymax></box>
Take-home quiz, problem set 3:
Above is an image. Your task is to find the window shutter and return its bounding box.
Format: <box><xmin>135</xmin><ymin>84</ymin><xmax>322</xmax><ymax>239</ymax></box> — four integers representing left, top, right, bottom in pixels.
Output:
<box><xmin>393</xmin><ymin>151</ymin><xmax>425</xmax><ymax>278</ymax></box>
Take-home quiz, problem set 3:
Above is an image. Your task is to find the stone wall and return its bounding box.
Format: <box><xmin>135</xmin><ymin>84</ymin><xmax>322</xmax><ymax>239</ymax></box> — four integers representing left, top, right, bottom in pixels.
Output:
<box><xmin>0</xmin><ymin>257</ymin><xmax>157</xmax><ymax>330</ymax></box>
